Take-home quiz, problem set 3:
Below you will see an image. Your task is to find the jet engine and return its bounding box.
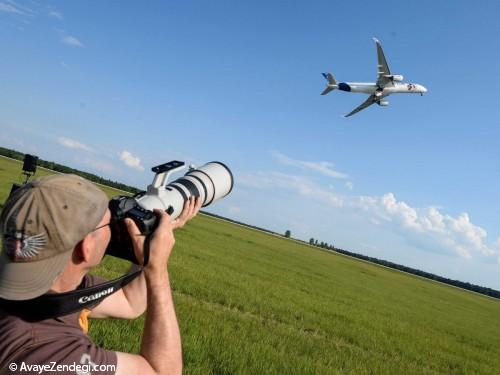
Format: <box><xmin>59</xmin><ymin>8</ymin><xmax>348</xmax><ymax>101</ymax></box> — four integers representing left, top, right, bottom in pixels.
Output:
<box><xmin>377</xmin><ymin>100</ymin><xmax>389</xmax><ymax>106</ymax></box>
<box><xmin>384</xmin><ymin>74</ymin><xmax>404</xmax><ymax>82</ymax></box>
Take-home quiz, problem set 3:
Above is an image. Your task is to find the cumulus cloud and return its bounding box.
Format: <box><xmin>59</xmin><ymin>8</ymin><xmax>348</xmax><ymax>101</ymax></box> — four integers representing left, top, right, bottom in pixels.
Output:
<box><xmin>356</xmin><ymin>193</ymin><xmax>498</xmax><ymax>260</ymax></box>
<box><xmin>57</xmin><ymin>137</ymin><xmax>92</xmax><ymax>152</ymax></box>
<box><xmin>240</xmin><ymin>167</ymin><xmax>499</xmax><ymax>262</ymax></box>
<box><xmin>272</xmin><ymin>151</ymin><xmax>348</xmax><ymax>179</ymax></box>
<box><xmin>61</xmin><ymin>35</ymin><xmax>84</xmax><ymax>47</ymax></box>
<box><xmin>119</xmin><ymin>150</ymin><xmax>144</xmax><ymax>171</ymax></box>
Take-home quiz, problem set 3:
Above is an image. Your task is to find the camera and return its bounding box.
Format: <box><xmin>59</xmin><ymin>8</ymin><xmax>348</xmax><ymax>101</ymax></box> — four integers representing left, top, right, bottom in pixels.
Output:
<box><xmin>105</xmin><ymin>160</ymin><xmax>233</xmax><ymax>264</ymax></box>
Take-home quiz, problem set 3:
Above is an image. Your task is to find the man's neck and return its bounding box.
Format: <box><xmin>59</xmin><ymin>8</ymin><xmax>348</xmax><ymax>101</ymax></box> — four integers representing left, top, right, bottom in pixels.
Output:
<box><xmin>50</xmin><ymin>263</ymin><xmax>87</xmax><ymax>293</ymax></box>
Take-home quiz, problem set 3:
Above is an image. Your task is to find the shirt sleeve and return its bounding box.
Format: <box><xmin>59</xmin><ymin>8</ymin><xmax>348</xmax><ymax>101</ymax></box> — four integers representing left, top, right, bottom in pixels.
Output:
<box><xmin>15</xmin><ymin>337</ymin><xmax>117</xmax><ymax>375</ymax></box>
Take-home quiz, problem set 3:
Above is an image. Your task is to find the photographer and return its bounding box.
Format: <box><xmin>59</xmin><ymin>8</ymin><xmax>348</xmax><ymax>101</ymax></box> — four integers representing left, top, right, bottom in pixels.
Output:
<box><xmin>0</xmin><ymin>174</ymin><xmax>202</xmax><ymax>375</ymax></box>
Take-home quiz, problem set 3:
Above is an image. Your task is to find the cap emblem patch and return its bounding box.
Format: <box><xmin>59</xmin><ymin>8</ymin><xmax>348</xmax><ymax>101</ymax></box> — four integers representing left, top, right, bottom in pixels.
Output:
<box><xmin>4</xmin><ymin>232</ymin><xmax>46</xmax><ymax>261</ymax></box>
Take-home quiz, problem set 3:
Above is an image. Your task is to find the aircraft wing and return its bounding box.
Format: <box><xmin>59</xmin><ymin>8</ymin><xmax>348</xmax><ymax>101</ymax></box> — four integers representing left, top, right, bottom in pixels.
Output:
<box><xmin>344</xmin><ymin>94</ymin><xmax>377</xmax><ymax>117</ymax></box>
<box><xmin>374</xmin><ymin>38</ymin><xmax>392</xmax><ymax>87</ymax></box>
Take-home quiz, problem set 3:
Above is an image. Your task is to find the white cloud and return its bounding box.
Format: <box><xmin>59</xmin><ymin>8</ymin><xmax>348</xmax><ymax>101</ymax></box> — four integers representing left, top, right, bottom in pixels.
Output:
<box><xmin>356</xmin><ymin>192</ymin><xmax>498</xmax><ymax>261</ymax></box>
<box><xmin>345</xmin><ymin>181</ymin><xmax>353</xmax><ymax>190</ymax></box>
<box><xmin>78</xmin><ymin>156</ymin><xmax>117</xmax><ymax>174</ymax></box>
<box><xmin>272</xmin><ymin>151</ymin><xmax>348</xmax><ymax>179</ymax></box>
<box><xmin>239</xmin><ymin>171</ymin><xmax>344</xmax><ymax>207</ymax></box>
<box><xmin>0</xmin><ymin>1</ymin><xmax>25</xmax><ymax>15</ymax></box>
<box><xmin>240</xmin><ymin>168</ymin><xmax>499</xmax><ymax>262</ymax></box>
<box><xmin>61</xmin><ymin>35</ymin><xmax>84</xmax><ymax>47</ymax></box>
<box><xmin>492</xmin><ymin>238</ymin><xmax>500</xmax><ymax>253</ymax></box>
<box><xmin>119</xmin><ymin>150</ymin><xmax>144</xmax><ymax>171</ymax></box>
<box><xmin>48</xmin><ymin>10</ymin><xmax>63</xmax><ymax>20</ymax></box>
<box><xmin>57</xmin><ymin>137</ymin><xmax>92</xmax><ymax>152</ymax></box>
<box><xmin>0</xmin><ymin>1</ymin><xmax>34</xmax><ymax>17</ymax></box>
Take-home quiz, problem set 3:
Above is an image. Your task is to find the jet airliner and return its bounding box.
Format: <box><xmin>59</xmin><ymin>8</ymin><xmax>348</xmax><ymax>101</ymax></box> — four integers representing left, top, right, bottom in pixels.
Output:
<box><xmin>321</xmin><ymin>38</ymin><xmax>427</xmax><ymax>117</ymax></box>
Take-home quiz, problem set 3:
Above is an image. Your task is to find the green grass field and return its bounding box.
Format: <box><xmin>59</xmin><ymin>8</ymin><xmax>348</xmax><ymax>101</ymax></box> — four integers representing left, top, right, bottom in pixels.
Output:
<box><xmin>1</xmin><ymin>156</ymin><xmax>500</xmax><ymax>374</ymax></box>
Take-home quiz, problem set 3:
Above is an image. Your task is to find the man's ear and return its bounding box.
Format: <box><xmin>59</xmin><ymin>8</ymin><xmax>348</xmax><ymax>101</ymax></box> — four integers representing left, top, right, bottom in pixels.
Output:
<box><xmin>73</xmin><ymin>235</ymin><xmax>94</xmax><ymax>264</ymax></box>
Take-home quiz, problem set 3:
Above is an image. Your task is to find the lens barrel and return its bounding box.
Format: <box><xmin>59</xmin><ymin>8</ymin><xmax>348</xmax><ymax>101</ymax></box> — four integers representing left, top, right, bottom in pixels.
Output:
<box><xmin>135</xmin><ymin>161</ymin><xmax>233</xmax><ymax>220</ymax></box>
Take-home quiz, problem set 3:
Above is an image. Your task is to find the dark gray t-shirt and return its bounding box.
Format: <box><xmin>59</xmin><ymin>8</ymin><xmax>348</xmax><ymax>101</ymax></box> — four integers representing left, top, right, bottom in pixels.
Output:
<box><xmin>0</xmin><ymin>275</ymin><xmax>117</xmax><ymax>375</ymax></box>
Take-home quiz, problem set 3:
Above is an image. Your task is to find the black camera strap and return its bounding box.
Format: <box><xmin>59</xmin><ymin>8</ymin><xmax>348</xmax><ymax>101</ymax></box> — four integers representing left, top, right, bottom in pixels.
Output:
<box><xmin>0</xmin><ymin>268</ymin><xmax>143</xmax><ymax>321</ymax></box>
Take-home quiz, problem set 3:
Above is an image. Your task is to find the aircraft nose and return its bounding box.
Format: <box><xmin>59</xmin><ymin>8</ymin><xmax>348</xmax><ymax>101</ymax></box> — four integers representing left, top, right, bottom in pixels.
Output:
<box><xmin>420</xmin><ymin>85</ymin><xmax>428</xmax><ymax>93</ymax></box>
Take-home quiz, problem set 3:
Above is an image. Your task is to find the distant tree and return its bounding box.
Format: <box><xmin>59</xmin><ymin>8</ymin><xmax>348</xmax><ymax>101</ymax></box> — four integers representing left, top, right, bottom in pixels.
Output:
<box><xmin>284</xmin><ymin>230</ymin><xmax>291</xmax><ymax>238</ymax></box>
<box><xmin>314</xmin><ymin>240</ymin><xmax>319</xmax><ymax>246</ymax></box>
<box><xmin>309</xmin><ymin>238</ymin><xmax>314</xmax><ymax>245</ymax></box>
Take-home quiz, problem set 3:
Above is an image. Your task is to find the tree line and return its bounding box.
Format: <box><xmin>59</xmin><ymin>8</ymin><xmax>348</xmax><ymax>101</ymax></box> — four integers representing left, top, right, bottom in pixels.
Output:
<box><xmin>0</xmin><ymin>146</ymin><xmax>140</xmax><ymax>194</ymax></box>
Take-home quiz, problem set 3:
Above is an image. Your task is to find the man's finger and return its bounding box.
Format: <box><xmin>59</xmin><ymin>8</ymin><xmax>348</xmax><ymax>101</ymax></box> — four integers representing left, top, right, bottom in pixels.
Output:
<box><xmin>186</xmin><ymin>197</ymin><xmax>196</xmax><ymax>218</ymax></box>
<box><xmin>154</xmin><ymin>209</ymin><xmax>173</xmax><ymax>231</ymax></box>
<box><xmin>177</xmin><ymin>199</ymin><xmax>190</xmax><ymax>221</ymax></box>
<box><xmin>195</xmin><ymin>196</ymin><xmax>203</xmax><ymax>211</ymax></box>
<box><xmin>190</xmin><ymin>197</ymin><xmax>202</xmax><ymax>217</ymax></box>
<box><xmin>125</xmin><ymin>218</ymin><xmax>142</xmax><ymax>236</ymax></box>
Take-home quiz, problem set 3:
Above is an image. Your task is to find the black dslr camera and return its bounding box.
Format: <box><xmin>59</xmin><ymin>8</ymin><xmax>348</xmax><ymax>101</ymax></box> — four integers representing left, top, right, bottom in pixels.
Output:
<box><xmin>105</xmin><ymin>160</ymin><xmax>233</xmax><ymax>264</ymax></box>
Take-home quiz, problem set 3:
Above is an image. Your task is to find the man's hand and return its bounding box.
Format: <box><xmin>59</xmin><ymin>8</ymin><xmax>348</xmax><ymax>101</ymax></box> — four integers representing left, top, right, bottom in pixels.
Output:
<box><xmin>124</xmin><ymin>210</ymin><xmax>175</xmax><ymax>272</ymax></box>
<box><xmin>172</xmin><ymin>196</ymin><xmax>203</xmax><ymax>230</ymax></box>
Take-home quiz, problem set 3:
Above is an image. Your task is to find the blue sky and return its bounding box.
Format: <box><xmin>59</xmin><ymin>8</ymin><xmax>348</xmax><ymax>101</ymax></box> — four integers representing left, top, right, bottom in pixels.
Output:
<box><xmin>1</xmin><ymin>1</ymin><xmax>500</xmax><ymax>289</ymax></box>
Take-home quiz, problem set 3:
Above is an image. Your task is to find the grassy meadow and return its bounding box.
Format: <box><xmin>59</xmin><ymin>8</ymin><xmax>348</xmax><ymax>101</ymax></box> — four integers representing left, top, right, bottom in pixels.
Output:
<box><xmin>1</xmin><ymin>156</ymin><xmax>500</xmax><ymax>374</ymax></box>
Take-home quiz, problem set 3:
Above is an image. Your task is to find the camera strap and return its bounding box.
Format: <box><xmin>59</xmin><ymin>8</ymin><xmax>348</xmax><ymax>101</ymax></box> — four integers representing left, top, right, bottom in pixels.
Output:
<box><xmin>0</xmin><ymin>268</ymin><xmax>143</xmax><ymax>321</ymax></box>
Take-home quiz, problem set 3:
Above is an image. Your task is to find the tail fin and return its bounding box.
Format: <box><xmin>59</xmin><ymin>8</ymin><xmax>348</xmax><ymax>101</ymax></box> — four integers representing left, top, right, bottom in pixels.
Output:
<box><xmin>322</xmin><ymin>72</ymin><xmax>337</xmax><ymax>85</ymax></box>
<box><xmin>321</xmin><ymin>72</ymin><xmax>337</xmax><ymax>95</ymax></box>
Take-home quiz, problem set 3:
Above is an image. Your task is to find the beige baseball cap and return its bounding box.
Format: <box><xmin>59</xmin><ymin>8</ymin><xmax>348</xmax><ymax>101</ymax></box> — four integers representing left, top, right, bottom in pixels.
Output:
<box><xmin>0</xmin><ymin>174</ymin><xmax>108</xmax><ymax>301</ymax></box>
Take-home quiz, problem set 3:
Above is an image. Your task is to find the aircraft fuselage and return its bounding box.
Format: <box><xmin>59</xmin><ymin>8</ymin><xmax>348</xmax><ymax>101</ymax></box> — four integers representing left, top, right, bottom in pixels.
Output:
<box><xmin>336</xmin><ymin>82</ymin><xmax>427</xmax><ymax>97</ymax></box>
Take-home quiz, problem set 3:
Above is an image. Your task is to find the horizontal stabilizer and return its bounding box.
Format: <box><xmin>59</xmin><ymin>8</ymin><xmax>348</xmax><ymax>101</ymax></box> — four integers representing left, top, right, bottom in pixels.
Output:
<box><xmin>321</xmin><ymin>86</ymin><xmax>335</xmax><ymax>96</ymax></box>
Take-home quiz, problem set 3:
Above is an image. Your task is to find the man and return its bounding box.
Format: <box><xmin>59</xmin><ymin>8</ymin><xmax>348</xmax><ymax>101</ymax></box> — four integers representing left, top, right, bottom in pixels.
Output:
<box><xmin>0</xmin><ymin>174</ymin><xmax>202</xmax><ymax>374</ymax></box>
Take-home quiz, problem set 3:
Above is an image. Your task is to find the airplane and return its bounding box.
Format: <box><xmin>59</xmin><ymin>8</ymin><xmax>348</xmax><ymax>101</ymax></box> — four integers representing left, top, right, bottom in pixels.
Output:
<box><xmin>321</xmin><ymin>38</ymin><xmax>427</xmax><ymax>117</ymax></box>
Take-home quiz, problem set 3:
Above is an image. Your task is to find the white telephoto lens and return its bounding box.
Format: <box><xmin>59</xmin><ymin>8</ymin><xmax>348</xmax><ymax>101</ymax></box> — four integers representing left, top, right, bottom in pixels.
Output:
<box><xmin>136</xmin><ymin>161</ymin><xmax>233</xmax><ymax>219</ymax></box>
